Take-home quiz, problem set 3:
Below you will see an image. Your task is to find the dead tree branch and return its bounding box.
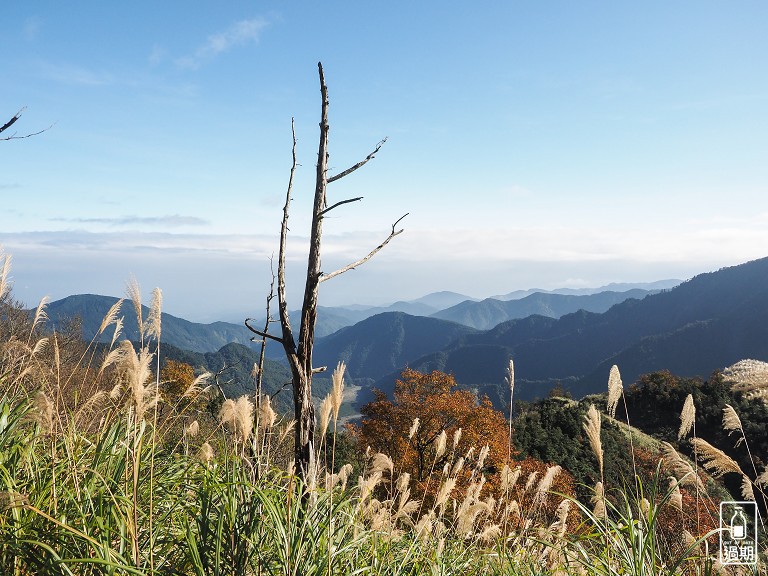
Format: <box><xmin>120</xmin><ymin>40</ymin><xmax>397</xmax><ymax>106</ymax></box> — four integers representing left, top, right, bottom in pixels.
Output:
<box><xmin>327</xmin><ymin>138</ymin><xmax>387</xmax><ymax>183</ymax></box>
<box><xmin>320</xmin><ymin>196</ymin><xmax>363</xmax><ymax>216</ymax></box>
<box><xmin>1</xmin><ymin>107</ymin><xmax>53</xmax><ymax>140</ymax></box>
<box><xmin>319</xmin><ymin>213</ymin><xmax>408</xmax><ymax>283</ymax></box>
<box><xmin>245</xmin><ymin>318</ymin><xmax>284</xmax><ymax>345</ymax></box>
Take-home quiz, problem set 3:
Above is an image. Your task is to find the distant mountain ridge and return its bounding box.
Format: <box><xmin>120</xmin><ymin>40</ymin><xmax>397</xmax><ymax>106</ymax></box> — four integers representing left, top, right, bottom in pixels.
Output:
<box><xmin>491</xmin><ymin>279</ymin><xmax>680</xmax><ymax>300</ymax></box>
<box><xmin>43</xmin><ymin>267</ymin><xmax>747</xmax><ymax>418</ymax></box>
<box><xmin>313</xmin><ymin>312</ymin><xmax>478</xmax><ymax>380</ymax></box>
<box><xmin>46</xmin><ymin>294</ymin><xmax>260</xmax><ymax>354</ymax></box>
<box><xmin>373</xmin><ymin>257</ymin><xmax>768</xmax><ymax>404</ymax></box>
<box><xmin>431</xmin><ymin>289</ymin><xmax>656</xmax><ymax>330</ymax></box>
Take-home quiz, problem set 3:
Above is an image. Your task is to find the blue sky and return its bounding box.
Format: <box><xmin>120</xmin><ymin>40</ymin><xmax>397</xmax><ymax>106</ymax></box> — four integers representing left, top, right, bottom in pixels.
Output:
<box><xmin>2</xmin><ymin>2</ymin><xmax>767</xmax><ymax>321</ymax></box>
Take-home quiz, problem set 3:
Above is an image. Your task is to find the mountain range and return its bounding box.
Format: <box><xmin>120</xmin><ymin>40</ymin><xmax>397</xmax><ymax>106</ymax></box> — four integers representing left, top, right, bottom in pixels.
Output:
<box><xmin>38</xmin><ymin>261</ymin><xmax>768</xmax><ymax>417</ymax></box>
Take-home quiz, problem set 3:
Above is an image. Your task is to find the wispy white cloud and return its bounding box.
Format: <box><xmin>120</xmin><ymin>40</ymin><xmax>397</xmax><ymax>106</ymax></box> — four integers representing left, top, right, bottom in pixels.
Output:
<box><xmin>24</xmin><ymin>17</ymin><xmax>41</xmax><ymax>41</ymax></box>
<box><xmin>148</xmin><ymin>44</ymin><xmax>167</xmax><ymax>67</ymax></box>
<box><xmin>2</xmin><ymin>224</ymin><xmax>766</xmax><ymax>319</ymax></box>
<box><xmin>51</xmin><ymin>214</ymin><xmax>210</xmax><ymax>228</ymax></box>
<box><xmin>176</xmin><ymin>18</ymin><xmax>268</xmax><ymax>70</ymax></box>
<box><xmin>40</xmin><ymin>62</ymin><xmax>114</xmax><ymax>86</ymax></box>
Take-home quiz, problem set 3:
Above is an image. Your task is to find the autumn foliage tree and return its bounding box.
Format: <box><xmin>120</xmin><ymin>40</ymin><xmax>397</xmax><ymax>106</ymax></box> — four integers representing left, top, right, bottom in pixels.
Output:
<box><xmin>161</xmin><ymin>359</ymin><xmax>195</xmax><ymax>400</ymax></box>
<box><xmin>354</xmin><ymin>368</ymin><xmax>511</xmax><ymax>488</ymax></box>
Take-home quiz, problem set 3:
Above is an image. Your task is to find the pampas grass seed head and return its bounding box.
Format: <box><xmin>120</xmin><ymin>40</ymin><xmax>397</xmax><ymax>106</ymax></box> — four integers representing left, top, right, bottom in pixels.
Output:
<box><xmin>32</xmin><ymin>391</ymin><xmax>54</xmax><ymax>434</ymax></box>
<box><xmin>408</xmin><ymin>417</ymin><xmax>420</xmax><ymax>440</ymax></box>
<box><xmin>690</xmin><ymin>437</ymin><xmax>743</xmax><ymax>478</ymax></box>
<box><xmin>435</xmin><ymin>477</ymin><xmax>456</xmax><ymax>510</ymax></box>
<box><xmin>146</xmin><ymin>287</ymin><xmax>162</xmax><ymax>342</ymax></box>
<box><xmin>723</xmin><ymin>359</ymin><xmax>768</xmax><ymax>401</ymax></box>
<box><xmin>668</xmin><ymin>477</ymin><xmax>683</xmax><ymax>512</ymax></box>
<box><xmin>198</xmin><ymin>442</ymin><xmax>214</xmax><ymax>464</ymax></box>
<box><xmin>591</xmin><ymin>481</ymin><xmax>606</xmax><ymax>519</ymax></box>
<box><xmin>319</xmin><ymin>394</ymin><xmax>333</xmax><ymax>439</ymax></box>
<box><xmin>661</xmin><ymin>441</ymin><xmax>705</xmax><ymax>491</ymax></box>
<box><xmin>435</xmin><ymin>430</ymin><xmax>447</xmax><ymax>459</ymax></box>
<box><xmin>722</xmin><ymin>404</ymin><xmax>745</xmax><ymax>447</ymax></box>
<box><xmin>606</xmin><ymin>364</ymin><xmax>623</xmax><ymax>418</ymax></box>
<box><xmin>99</xmin><ymin>298</ymin><xmax>124</xmax><ymax>336</ymax></box>
<box><xmin>583</xmin><ymin>404</ymin><xmax>603</xmax><ymax>477</ymax></box>
<box><xmin>370</xmin><ymin>452</ymin><xmax>394</xmax><ymax>476</ymax></box>
<box><xmin>219</xmin><ymin>395</ymin><xmax>254</xmax><ymax>442</ymax></box>
<box><xmin>259</xmin><ymin>394</ymin><xmax>277</xmax><ymax>430</ymax></box>
<box><xmin>678</xmin><ymin>393</ymin><xmax>695</xmax><ymax>440</ymax></box>
<box><xmin>476</xmin><ymin>444</ymin><xmax>490</xmax><ymax>470</ymax></box>
<box><xmin>453</xmin><ymin>427</ymin><xmax>462</xmax><ymax>450</ymax></box>
<box><xmin>331</xmin><ymin>361</ymin><xmax>346</xmax><ymax>420</ymax></box>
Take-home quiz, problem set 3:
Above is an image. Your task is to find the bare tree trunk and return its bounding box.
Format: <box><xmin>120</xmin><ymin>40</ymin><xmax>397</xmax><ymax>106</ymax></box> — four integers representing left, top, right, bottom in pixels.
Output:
<box><xmin>246</xmin><ymin>62</ymin><xmax>406</xmax><ymax>482</ymax></box>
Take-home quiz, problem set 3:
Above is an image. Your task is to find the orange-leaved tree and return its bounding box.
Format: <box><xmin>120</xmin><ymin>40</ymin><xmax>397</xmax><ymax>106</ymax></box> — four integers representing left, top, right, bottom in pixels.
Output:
<box><xmin>353</xmin><ymin>368</ymin><xmax>510</xmax><ymax>489</ymax></box>
<box><xmin>161</xmin><ymin>359</ymin><xmax>196</xmax><ymax>401</ymax></box>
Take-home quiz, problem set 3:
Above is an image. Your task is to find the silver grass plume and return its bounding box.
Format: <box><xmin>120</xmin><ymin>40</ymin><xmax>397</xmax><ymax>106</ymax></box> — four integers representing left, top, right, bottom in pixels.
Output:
<box><xmin>182</xmin><ymin>372</ymin><xmax>212</xmax><ymax>399</ymax></box>
<box><xmin>591</xmin><ymin>481</ymin><xmax>607</xmax><ymax>519</ymax></box>
<box><xmin>0</xmin><ymin>248</ymin><xmax>12</xmax><ymax>300</ymax></box>
<box><xmin>549</xmin><ymin>499</ymin><xmax>571</xmax><ymax>539</ymax></box>
<box><xmin>740</xmin><ymin>474</ymin><xmax>755</xmax><ymax>501</ymax></box>
<box><xmin>146</xmin><ymin>287</ymin><xmax>162</xmax><ymax>342</ymax></box>
<box><xmin>99</xmin><ymin>343</ymin><xmax>129</xmax><ymax>377</ymax></box>
<box><xmin>690</xmin><ymin>437</ymin><xmax>743</xmax><ymax>478</ymax></box>
<box><xmin>606</xmin><ymin>364</ymin><xmax>623</xmax><ymax>418</ymax></box>
<box><xmin>583</xmin><ymin>404</ymin><xmax>603</xmax><ymax>478</ymax></box>
<box><xmin>435</xmin><ymin>430</ymin><xmax>447</xmax><ymax>459</ymax></box>
<box><xmin>506</xmin><ymin>358</ymin><xmax>514</xmax><ymax>393</ymax></box>
<box><xmin>331</xmin><ymin>361</ymin><xmax>346</xmax><ymax>420</ymax></box>
<box><xmin>118</xmin><ymin>340</ymin><xmax>156</xmax><ymax>422</ymax></box>
<box><xmin>258</xmin><ymin>394</ymin><xmax>277</xmax><ymax>430</ymax></box>
<box><xmin>639</xmin><ymin>497</ymin><xmax>651</xmax><ymax>517</ymax></box>
<box><xmin>678</xmin><ymin>394</ymin><xmax>695</xmax><ymax>440</ymax></box>
<box><xmin>31</xmin><ymin>337</ymin><xmax>48</xmax><ymax>358</ymax></box>
<box><xmin>452</xmin><ymin>427</ymin><xmax>462</xmax><ymax>450</ymax></box>
<box><xmin>219</xmin><ymin>395</ymin><xmax>254</xmax><ymax>442</ymax></box>
<box><xmin>477</xmin><ymin>445</ymin><xmax>490</xmax><ymax>470</ymax></box>
<box><xmin>370</xmin><ymin>452</ymin><xmax>394</xmax><ymax>476</ymax></box>
<box><xmin>408</xmin><ymin>417</ymin><xmax>420</xmax><ymax>440</ymax></box>
<box><xmin>396</xmin><ymin>472</ymin><xmax>411</xmax><ymax>493</ymax></box>
<box><xmin>661</xmin><ymin>441</ymin><xmax>705</xmax><ymax>491</ymax></box>
<box><xmin>31</xmin><ymin>296</ymin><xmax>50</xmax><ymax>332</ymax></box>
<box><xmin>668</xmin><ymin>477</ymin><xmax>683</xmax><ymax>512</ymax></box>
<box><xmin>434</xmin><ymin>477</ymin><xmax>457</xmax><ymax>511</ymax></box>
<box><xmin>500</xmin><ymin>464</ymin><xmax>521</xmax><ymax>493</ymax></box>
<box><xmin>722</xmin><ymin>404</ymin><xmax>745</xmax><ymax>447</ymax></box>
<box><xmin>337</xmin><ymin>463</ymin><xmax>353</xmax><ymax>491</ymax></box>
<box><xmin>534</xmin><ymin>465</ymin><xmax>561</xmax><ymax>506</ymax></box>
<box><xmin>125</xmin><ymin>278</ymin><xmax>143</xmax><ymax>340</ymax></box>
<box><xmin>110</xmin><ymin>317</ymin><xmax>124</xmax><ymax>348</ymax></box>
<box><xmin>319</xmin><ymin>394</ymin><xmax>333</xmax><ymax>439</ymax></box>
<box><xmin>99</xmin><ymin>298</ymin><xmax>124</xmax><ymax>335</ymax></box>
<box><xmin>32</xmin><ymin>391</ymin><xmax>54</xmax><ymax>435</ymax></box>
<box><xmin>478</xmin><ymin>523</ymin><xmax>501</xmax><ymax>544</ymax></box>
<box><xmin>723</xmin><ymin>359</ymin><xmax>768</xmax><ymax>401</ymax></box>
<box><xmin>198</xmin><ymin>442</ymin><xmax>214</xmax><ymax>464</ymax></box>
<box><xmin>186</xmin><ymin>420</ymin><xmax>200</xmax><ymax>438</ymax></box>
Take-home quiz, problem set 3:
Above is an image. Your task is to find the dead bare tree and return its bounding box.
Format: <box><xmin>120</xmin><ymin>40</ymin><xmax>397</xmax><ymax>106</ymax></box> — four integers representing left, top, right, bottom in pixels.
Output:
<box><xmin>246</xmin><ymin>62</ymin><xmax>406</xmax><ymax>480</ymax></box>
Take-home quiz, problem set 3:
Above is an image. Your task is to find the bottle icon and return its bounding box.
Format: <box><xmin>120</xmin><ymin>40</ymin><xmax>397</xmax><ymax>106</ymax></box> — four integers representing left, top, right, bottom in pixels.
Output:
<box><xmin>730</xmin><ymin>508</ymin><xmax>747</xmax><ymax>540</ymax></box>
